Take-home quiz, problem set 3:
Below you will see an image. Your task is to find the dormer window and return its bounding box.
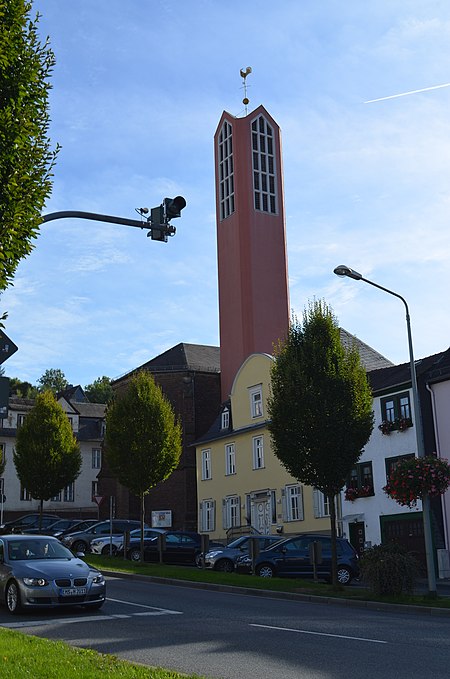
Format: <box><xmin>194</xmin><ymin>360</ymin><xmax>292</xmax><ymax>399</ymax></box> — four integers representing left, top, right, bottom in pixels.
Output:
<box><xmin>249</xmin><ymin>385</ymin><xmax>263</xmax><ymax>419</ymax></box>
<box><xmin>221</xmin><ymin>408</ymin><xmax>230</xmax><ymax>430</ymax></box>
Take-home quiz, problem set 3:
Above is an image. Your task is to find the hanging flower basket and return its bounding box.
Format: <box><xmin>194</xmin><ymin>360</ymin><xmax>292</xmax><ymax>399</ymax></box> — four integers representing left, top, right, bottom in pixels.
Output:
<box><xmin>383</xmin><ymin>455</ymin><xmax>450</xmax><ymax>508</ymax></box>
<box><xmin>378</xmin><ymin>418</ymin><xmax>412</xmax><ymax>435</ymax></box>
<box><xmin>378</xmin><ymin>420</ymin><xmax>394</xmax><ymax>435</ymax></box>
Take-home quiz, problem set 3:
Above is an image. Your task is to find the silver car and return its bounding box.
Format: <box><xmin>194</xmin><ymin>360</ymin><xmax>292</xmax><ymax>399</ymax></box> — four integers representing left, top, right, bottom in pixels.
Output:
<box><xmin>0</xmin><ymin>535</ymin><xmax>106</xmax><ymax>614</ymax></box>
<box><xmin>90</xmin><ymin>528</ymin><xmax>162</xmax><ymax>555</ymax></box>
<box><xmin>198</xmin><ymin>534</ymin><xmax>282</xmax><ymax>572</ymax></box>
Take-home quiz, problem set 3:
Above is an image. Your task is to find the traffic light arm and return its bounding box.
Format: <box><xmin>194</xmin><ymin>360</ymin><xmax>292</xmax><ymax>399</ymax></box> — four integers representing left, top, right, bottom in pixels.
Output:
<box><xmin>42</xmin><ymin>210</ymin><xmax>154</xmax><ymax>231</ymax></box>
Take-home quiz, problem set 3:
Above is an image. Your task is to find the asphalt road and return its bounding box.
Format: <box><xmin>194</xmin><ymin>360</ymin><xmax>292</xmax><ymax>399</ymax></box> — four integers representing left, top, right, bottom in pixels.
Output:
<box><xmin>1</xmin><ymin>575</ymin><xmax>450</xmax><ymax>679</ymax></box>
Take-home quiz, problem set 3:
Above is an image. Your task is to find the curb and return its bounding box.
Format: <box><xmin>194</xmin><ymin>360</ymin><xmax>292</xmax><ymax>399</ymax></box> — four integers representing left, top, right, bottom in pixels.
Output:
<box><xmin>103</xmin><ymin>569</ymin><xmax>450</xmax><ymax>617</ymax></box>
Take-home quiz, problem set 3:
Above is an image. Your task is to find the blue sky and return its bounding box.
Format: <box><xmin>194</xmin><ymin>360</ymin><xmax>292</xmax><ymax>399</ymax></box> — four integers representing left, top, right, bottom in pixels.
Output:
<box><xmin>2</xmin><ymin>0</ymin><xmax>450</xmax><ymax>388</ymax></box>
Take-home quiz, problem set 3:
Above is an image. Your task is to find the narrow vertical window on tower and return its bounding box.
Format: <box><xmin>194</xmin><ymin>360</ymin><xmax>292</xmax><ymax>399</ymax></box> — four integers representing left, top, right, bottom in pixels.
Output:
<box><xmin>251</xmin><ymin>115</ymin><xmax>277</xmax><ymax>214</ymax></box>
<box><xmin>218</xmin><ymin>121</ymin><xmax>235</xmax><ymax>220</ymax></box>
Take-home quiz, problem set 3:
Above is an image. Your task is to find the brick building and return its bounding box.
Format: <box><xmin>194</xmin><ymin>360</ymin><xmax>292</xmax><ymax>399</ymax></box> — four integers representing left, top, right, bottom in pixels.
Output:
<box><xmin>97</xmin><ymin>343</ymin><xmax>221</xmax><ymax>530</ymax></box>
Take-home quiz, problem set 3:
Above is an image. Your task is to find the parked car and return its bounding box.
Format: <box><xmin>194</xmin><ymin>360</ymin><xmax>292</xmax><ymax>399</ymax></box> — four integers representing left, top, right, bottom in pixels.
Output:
<box><xmin>236</xmin><ymin>534</ymin><xmax>359</xmax><ymax>585</ymax></box>
<box><xmin>0</xmin><ymin>534</ymin><xmax>106</xmax><ymax>614</ymax></box>
<box><xmin>51</xmin><ymin>519</ymin><xmax>99</xmax><ymax>539</ymax></box>
<box><xmin>90</xmin><ymin>527</ymin><xmax>162</xmax><ymax>555</ymax></box>
<box><xmin>0</xmin><ymin>514</ymin><xmax>60</xmax><ymax>535</ymax></box>
<box><xmin>197</xmin><ymin>534</ymin><xmax>282</xmax><ymax>572</ymax></box>
<box><xmin>60</xmin><ymin>519</ymin><xmax>142</xmax><ymax>553</ymax></box>
<box><xmin>25</xmin><ymin>518</ymin><xmax>98</xmax><ymax>537</ymax></box>
<box><xmin>122</xmin><ymin>530</ymin><xmax>203</xmax><ymax>565</ymax></box>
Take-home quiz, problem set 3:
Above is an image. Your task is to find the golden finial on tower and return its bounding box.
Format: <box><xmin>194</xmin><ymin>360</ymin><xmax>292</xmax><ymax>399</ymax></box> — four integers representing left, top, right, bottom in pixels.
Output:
<box><xmin>240</xmin><ymin>66</ymin><xmax>252</xmax><ymax>114</ymax></box>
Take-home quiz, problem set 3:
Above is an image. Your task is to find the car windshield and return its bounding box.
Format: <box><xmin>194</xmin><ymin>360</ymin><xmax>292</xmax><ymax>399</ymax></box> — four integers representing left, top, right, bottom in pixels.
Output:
<box><xmin>226</xmin><ymin>537</ymin><xmax>249</xmax><ymax>549</ymax></box>
<box><xmin>8</xmin><ymin>539</ymin><xmax>74</xmax><ymax>561</ymax></box>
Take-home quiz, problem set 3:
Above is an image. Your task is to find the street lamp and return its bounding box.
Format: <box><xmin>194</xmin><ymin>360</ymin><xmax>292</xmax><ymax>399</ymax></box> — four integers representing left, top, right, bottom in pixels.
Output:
<box><xmin>334</xmin><ymin>264</ymin><xmax>437</xmax><ymax>596</ymax></box>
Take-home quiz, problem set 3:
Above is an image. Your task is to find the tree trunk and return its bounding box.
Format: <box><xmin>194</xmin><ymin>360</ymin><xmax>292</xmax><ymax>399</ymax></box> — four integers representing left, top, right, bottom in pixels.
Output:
<box><xmin>329</xmin><ymin>492</ymin><xmax>339</xmax><ymax>588</ymax></box>
<box><xmin>140</xmin><ymin>491</ymin><xmax>145</xmax><ymax>562</ymax></box>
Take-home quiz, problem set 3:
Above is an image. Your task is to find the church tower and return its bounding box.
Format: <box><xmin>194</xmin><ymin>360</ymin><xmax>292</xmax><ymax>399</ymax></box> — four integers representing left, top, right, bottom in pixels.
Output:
<box><xmin>214</xmin><ymin>103</ymin><xmax>290</xmax><ymax>399</ymax></box>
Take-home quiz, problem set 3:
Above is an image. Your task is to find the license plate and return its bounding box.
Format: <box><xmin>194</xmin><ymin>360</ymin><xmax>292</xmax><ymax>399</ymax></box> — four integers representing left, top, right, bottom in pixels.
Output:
<box><xmin>60</xmin><ymin>587</ymin><xmax>87</xmax><ymax>597</ymax></box>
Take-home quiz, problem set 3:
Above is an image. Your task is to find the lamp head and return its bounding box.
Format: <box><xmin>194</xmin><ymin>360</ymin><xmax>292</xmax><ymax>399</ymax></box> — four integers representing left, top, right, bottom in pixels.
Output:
<box><xmin>333</xmin><ymin>265</ymin><xmax>363</xmax><ymax>281</ymax></box>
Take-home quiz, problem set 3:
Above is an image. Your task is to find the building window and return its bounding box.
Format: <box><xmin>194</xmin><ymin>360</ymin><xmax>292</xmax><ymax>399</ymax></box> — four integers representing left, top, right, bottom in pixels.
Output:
<box><xmin>218</xmin><ymin>120</ymin><xmax>235</xmax><ymax>220</ymax></box>
<box><xmin>92</xmin><ymin>448</ymin><xmax>102</xmax><ymax>469</ymax></box>
<box><xmin>91</xmin><ymin>481</ymin><xmax>98</xmax><ymax>499</ymax></box>
<box><xmin>223</xmin><ymin>495</ymin><xmax>241</xmax><ymax>529</ymax></box>
<box><xmin>313</xmin><ymin>489</ymin><xmax>331</xmax><ymax>517</ymax></box>
<box><xmin>225</xmin><ymin>443</ymin><xmax>236</xmax><ymax>475</ymax></box>
<box><xmin>284</xmin><ymin>484</ymin><xmax>303</xmax><ymax>522</ymax></box>
<box><xmin>251</xmin><ymin>114</ymin><xmax>277</xmax><ymax>214</ymax></box>
<box><xmin>201</xmin><ymin>448</ymin><xmax>212</xmax><ymax>480</ymax></box>
<box><xmin>385</xmin><ymin>454</ymin><xmax>415</xmax><ymax>481</ymax></box>
<box><xmin>249</xmin><ymin>385</ymin><xmax>263</xmax><ymax>419</ymax></box>
<box><xmin>64</xmin><ymin>483</ymin><xmax>74</xmax><ymax>502</ymax></box>
<box><xmin>380</xmin><ymin>392</ymin><xmax>412</xmax><ymax>431</ymax></box>
<box><xmin>200</xmin><ymin>499</ymin><xmax>215</xmax><ymax>532</ymax></box>
<box><xmin>0</xmin><ymin>443</ymin><xmax>4</xmax><ymax>466</ymax></box>
<box><xmin>20</xmin><ymin>485</ymin><xmax>32</xmax><ymax>501</ymax></box>
<box><xmin>51</xmin><ymin>491</ymin><xmax>61</xmax><ymax>502</ymax></box>
<box><xmin>252</xmin><ymin>435</ymin><xmax>264</xmax><ymax>469</ymax></box>
<box><xmin>17</xmin><ymin>414</ymin><xmax>27</xmax><ymax>429</ymax></box>
<box><xmin>345</xmin><ymin>461</ymin><xmax>374</xmax><ymax>499</ymax></box>
<box><xmin>221</xmin><ymin>408</ymin><xmax>230</xmax><ymax>430</ymax></box>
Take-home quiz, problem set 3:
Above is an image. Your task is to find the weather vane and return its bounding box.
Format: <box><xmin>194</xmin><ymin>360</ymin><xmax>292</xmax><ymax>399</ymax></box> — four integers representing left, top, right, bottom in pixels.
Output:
<box><xmin>240</xmin><ymin>66</ymin><xmax>252</xmax><ymax>114</ymax></box>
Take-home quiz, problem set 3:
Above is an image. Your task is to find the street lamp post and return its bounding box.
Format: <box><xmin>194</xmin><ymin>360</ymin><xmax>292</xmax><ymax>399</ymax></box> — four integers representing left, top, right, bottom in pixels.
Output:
<box><xmin>333</xmin><ymin>265</ymin><xmax>437</xmax><ymax>596</ymax></box>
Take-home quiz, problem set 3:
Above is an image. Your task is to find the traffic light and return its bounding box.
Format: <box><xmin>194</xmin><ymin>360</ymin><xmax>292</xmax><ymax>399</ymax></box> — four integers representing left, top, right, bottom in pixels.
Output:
<box><xmin>163</xmin><ymin>196</ymin><xmax>186</xmax><ymax>221</ymax></box>
<box><xmin>148</xmin><ymin>196</ymin><xmax>186</xmax><ymax>242</ymax></box>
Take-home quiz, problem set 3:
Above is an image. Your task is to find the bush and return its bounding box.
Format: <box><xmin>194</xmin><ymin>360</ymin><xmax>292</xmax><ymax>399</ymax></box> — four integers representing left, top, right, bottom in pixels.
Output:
<box><xmin>360</xmin><ymin>542</ymin><xmax>420</xmax><ymax>596</ymax></box>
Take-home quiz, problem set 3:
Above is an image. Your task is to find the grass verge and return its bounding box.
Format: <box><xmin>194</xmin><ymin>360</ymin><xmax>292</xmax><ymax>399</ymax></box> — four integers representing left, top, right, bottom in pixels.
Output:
<box><xmin>0</xmin><ymin>628</ymin><xmax>204</xmax><ymax>679</ymax></box>
<box><xmin>87</xmin><ymin>555</ymin><xmax>450</xmax><ymax>609</ymax></box>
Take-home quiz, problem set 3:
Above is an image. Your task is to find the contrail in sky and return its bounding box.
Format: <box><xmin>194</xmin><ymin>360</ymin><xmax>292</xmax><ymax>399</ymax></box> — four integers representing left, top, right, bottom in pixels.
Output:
<box><xmin>364</xmin><ymin>82</ymin><xmax>450</xmax><ymax>103</ymax></box>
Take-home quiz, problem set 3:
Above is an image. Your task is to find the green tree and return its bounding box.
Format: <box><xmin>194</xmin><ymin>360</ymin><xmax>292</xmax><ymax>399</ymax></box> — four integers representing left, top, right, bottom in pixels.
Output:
<box><xmin>0</xmin><ymin>0</ymin><xmax>59</xmax><ymax>294</ymax></box>
<box><xmin>268</xmin><ymin>300</ymin><xmax>374</xmax><ymax>586</ymax></box>
<box><xmin>105</xmin><ymin>371</ymin><xmax>182</xmax><ymax>560</ymax></box>
<box><xmin>14</xmin><ymin>390</ymin><xmax>82</xmax><ymax>528</ymax></box>
<box><xmin>84</xmin><ymin>376</ymin><xmax>113</xmax><ymax>404</ymax></box>
<box><xmin>8</xmin><ymin>376</ymin><xmax>37</xmax><ymax>398</ymax></box>
<box><xmin>37</xmin><ymin>368</ymin><xmax>68</xmax><ymax>394</ymax></box>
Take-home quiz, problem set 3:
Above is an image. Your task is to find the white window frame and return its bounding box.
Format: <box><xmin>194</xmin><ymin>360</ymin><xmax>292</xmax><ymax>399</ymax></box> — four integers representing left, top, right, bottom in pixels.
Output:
<box><xmin>223</xmin><ymin>495</ymin><xmax>241</xmax><ymax>530</ymax></box>
<box><xmin>251</xmin><ymin>114</ymin><xmax>277</xmax><ymax>214</ymax></box>
<box><xmin>92</xmin><ymin>448</ymin><xmax>102</xmax><ymax>469</ymax></box>
<box><xmin>20</xmin><ymin>485</ymin><xmax>32</xmax><ymax>501</ymax></box>
<box><xmin>201</xmin><ymin>448</ymin><xmax>212</xmax><ymax>480</ymax></box>
<box><xmin>313</xmin><ymin>489</ymin><xmax>330</xmax><ymax>518</ymax></box>
<box><xmin>252</xmin><ymin>435</ymin><xmax>264</xmax><ymax>469</ymax></box>
<box><xmin>284</xmin><ymin>484</ymin><xmax>303</xmax><ymax>522</ymax></box>
<box><xmin>218</xmin><ymin>120</ymin><xmax>235</xmax><ymax>220</ymax></box>
<box><xmin>51</xmin><ymin>490</ymin><xmax>61</xmax><ymax>502</ymax></box>
<box><xmin>249</xmin><ymin>385</ymin><xmax>263</xmax><ymax>419</ymax></box>
<box><xmin>221</xmin><ymin>408</ymin><xmax>230</xmax><ymax>430</ymax></box>
<box><xmin>200</xmin><ymin>499</ymin><xmax>215</xmax><ymax>532</ymax></box>
<box><xmin>64</xmin><ymin>483</ymin><xmax>74</xmax><ymax>502</ymax></box>
<box><xmin>225</xmin><ymin>443</ymin><xmax>236</xmax><ymax>475</ymax></box>
<box><xmin>17</xmin><ymin>414</ymin><xmax>27</xmax><ymax>429</ymax></box>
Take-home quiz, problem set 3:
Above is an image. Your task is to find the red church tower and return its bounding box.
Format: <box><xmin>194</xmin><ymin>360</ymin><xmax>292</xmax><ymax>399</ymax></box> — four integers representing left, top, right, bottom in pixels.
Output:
<box><xmin>214</xmin><ymin>104</ymin><xmax>290</xmax><ymax>399</ymax></box>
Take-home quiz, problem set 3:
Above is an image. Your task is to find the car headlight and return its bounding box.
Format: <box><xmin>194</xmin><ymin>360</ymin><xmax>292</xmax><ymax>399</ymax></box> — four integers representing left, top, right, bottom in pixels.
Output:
<box><xmin>92</xmin><ymin>573</ymin><xmax>104</xmax><ymax>584</ymax></box>
<box><xmin>205</xmin><ymin>550</ymin><xmax>223</xmax><ymax>559</ymax></box>
<box><xmin>23</xmin><ymin>577</ymin><xmax>48</xmax><ymax>587</ymax></box>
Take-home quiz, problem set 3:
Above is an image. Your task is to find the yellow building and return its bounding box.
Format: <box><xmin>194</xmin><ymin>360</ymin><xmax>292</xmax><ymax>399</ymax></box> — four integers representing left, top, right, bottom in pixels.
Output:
<box><xmin>195</xmin><ymin>353</ymin><xmax>333</xmax><ymax>542</ymax></box>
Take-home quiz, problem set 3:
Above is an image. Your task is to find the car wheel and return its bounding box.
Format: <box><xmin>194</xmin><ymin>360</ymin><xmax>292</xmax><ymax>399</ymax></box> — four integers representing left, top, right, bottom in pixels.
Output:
<box><xmin>6</xmin><ymin>580</ymin><xmax>22</xmax><ymax>615</ymax></box>
<box><xmin>256</xmin><ymin>563</ymin><xmax>275</xmax><ymax>578</ymax></box>
<box><xmin>337</xmin><ymin>566</ymin><xmax>352</xmax><ymax>585</ymax></box>
<box><xmin>215</xmin><ymin>559</ymin><xmax>234</xmax><ymax>573</ymax></box>
<box><xmin>129</xmin><ymin>548</ymin><xmax>141</xmax><ymax>562</ymax></box>
<box><xmin>101</xmin><ymin>544</ymin><xmax>117</xmax><ymax>556</ymax></box>
<box><xmin>73</xmin><ymin>540</ymin><xmax>87</xmax><ymax>554</ymax></box>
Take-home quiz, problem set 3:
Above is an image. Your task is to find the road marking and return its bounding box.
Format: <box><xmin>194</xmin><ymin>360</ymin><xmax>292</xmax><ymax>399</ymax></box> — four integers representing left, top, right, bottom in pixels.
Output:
<box><xmin>1</xmin><ymin>600</ymin><xmax>183</xmax><ymax>629</ymax></box>
<box><xmin>250</xmin><ymin>623</ymin><xmax>387</xmax><ymax>644</ymax></box>
<box><xmin>106</xmin><ymin>597</ymin><xmax>182</xmax><ymax>614</ymax></box>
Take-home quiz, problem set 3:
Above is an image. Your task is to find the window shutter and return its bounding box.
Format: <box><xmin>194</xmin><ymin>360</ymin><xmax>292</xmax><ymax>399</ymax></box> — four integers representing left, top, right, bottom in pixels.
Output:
<box><xmin>312</xmin><ymin>489</ymin><xmax>320</xmax><ymax>518</ymax></box>
<box><xmin>281</xmin><ymin>488</ymin><xmax>287</xmax><ymax>521</ymax></box>
<box><xmin>222</xmin><ymin>499</ymin><xmax>227</xmax><ymax>530</ymax></box>
<box><xmin>298</xmin><ymin>486</ymin><xmax>304</xmax><ymax>521</ymax></box>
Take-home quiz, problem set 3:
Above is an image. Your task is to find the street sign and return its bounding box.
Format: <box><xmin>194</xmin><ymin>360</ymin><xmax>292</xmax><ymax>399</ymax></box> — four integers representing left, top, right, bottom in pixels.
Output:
<box><xmin>93</xmin><ymin>495</ymin><xmax>105</xmax><ymax>506</ymax></box>
<box><xmin>0</xmin><ymin>330</ymin><xmax>18</xmax><ymax>365</ymax></box>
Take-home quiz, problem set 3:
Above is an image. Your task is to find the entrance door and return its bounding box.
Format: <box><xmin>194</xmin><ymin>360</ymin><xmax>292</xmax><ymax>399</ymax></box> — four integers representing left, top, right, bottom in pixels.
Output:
<box><xmin>349</xmin><ymin>522</ymin><xmax>366</xmax><ymax>557</ymax></box>
<box><xmin>251</xmin><ymin>498</ymin><xmax>270</xmax><ymax>534</ymax></box>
